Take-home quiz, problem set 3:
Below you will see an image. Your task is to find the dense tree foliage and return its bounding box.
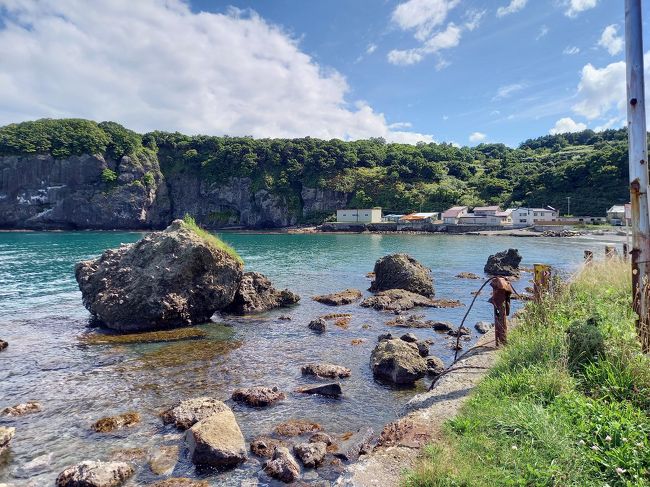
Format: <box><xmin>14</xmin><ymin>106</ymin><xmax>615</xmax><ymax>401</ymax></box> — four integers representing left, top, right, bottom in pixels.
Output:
<box><xmin>0</xmin><ymin>119</ymin><xmax>633</xmax><ymax>216</ymax></box>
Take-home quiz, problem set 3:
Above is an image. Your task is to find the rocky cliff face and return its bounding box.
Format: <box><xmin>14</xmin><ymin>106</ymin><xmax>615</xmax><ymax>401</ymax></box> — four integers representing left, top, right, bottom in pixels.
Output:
<box><xmin>0</xmin><ymin>152</ymin><xmax>169</xmax><ymax>229</ymax></box>
<box><xmin>0</xmin><ymin>152</ymin><xmax>349</xmax><ymax>229</ymax></box>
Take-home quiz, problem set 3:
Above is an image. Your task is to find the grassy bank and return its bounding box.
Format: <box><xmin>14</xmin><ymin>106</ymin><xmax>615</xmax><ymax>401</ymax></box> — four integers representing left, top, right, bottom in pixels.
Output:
<box><xmin>405</xmin><ymin>261</ymin><xmax>650</xmax><ymax>486</ymax></box>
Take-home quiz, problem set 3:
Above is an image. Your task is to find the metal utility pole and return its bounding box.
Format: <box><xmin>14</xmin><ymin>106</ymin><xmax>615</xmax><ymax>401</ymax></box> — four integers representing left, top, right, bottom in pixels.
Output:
<box><xmin>566</xmin><ymin>196</ymin><xmax>571</xmax><ymax>216</ymax></box>
<box><xmin>625</xmin><ymin>0</ymin><xmax>650</xmax><ymax>352</ymax></box>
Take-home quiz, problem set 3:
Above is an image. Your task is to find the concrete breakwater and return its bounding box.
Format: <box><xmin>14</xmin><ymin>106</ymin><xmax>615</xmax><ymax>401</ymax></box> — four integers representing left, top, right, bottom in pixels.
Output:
<box><xmin>319</xmin><ymin>222</ymin><xmax>512</xmax><ymax>234</ymax></box>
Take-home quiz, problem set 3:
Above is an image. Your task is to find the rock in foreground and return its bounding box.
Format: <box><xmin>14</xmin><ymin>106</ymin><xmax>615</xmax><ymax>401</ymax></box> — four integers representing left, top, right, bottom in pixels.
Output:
<box><xmin>294</xmin><ymin>441</ymin><xmax>327</xmax><ymax>468</ymax></box>
<box><xmin>484</xmin><ymin>248</ymin><xmax>522</xmax><ymax>276</ymax></box>
<box><xmin>161</xmin><ymin>397</ymin><xmax>230</xmax><ymax>430</ymax></box>
<box><xmin>263</xmin><ymin>446</ymin><xmax>301</xmax><ymax>483</ymax></box>
<box><xmin>2</xmin><ymin>401</ymin><xmax>42</xmax><ymax>417</ymax></box>
<box><xmin>92</xmin><ymin>412</ymin><xmax>140</xmax><ymax>433</ymax></box>
<box><xmin>185</xmin><ymin>409</ymin><xmax>247</xmax><ymax>468</ymax></box>
<box><xmin>312</xmin><ymin>289</ymin><xmax>362</xmax><ymax>306</ymax></box>
<box><xmin>55</xmin><ymin>460</ymin><xmax>134</xmax><ymax>487</ymax></box>
<box><xmin>369</xmin><ymin>254</ymin><xmax>434</xmax><ymax>297</ymax></box>
<box><xmin>370</xmin><ymin>339</ymin><xmax>427</xmax><ymax>385</ymax></box>
<box><xmin>231</xmin><ymin>386</ymin><xmax>285</xmax><ymax>407</ymax></box>
<box><xmin>0</xmin><ymin>426</ymin><xmax>15</xmax><ymax>453</ymax></box>
<box><xmin>75</xmin><ymin>219</ymin><xmax>243</xmax><ymax>331</ymax></box>
<box><xmin>224</xmin><ymin>272</ymin><xmax>299</xmax><ymax>314</ymax></box>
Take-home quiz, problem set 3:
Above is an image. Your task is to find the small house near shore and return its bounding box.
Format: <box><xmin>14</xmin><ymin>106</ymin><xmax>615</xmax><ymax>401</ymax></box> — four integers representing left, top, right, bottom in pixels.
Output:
<box><xmin>513</xmin><ymin>207</ymin><xmax>558</xmax><ymax>226</ymax></box>
<box><xmin>441</xmin><ymin>206</ymin><xmax>469</xmax><ymax>224</ymax></box>
<box><xmin>607</xmin><ymin>204</ymin><xmax>631</xmax><ymax>226</ymax></box>
<box><xmin>336</xmin><ymin>208</ymin><xmax>382</xmax><ymax>223</ymax></box>
<box><xmin>400</xmin><ymin>212</ymin><xmax>439</xmax><ymax>224</ymax></box>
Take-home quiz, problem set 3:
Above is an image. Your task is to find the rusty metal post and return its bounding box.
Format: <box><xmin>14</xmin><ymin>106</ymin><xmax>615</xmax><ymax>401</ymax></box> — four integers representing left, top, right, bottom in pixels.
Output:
<box><xmin>490</xmin><ymin>277</ymin><xmax>512</xmax><ymax>347</ymax></box>
<box><xmin>605</xmin><ymin>245</ymin><xmax>618</xmax><ymax>259</ymax></box>
<box><xmin>584</xmin><ymin>250</ymin><xmax>593</xmax><ymax>264</ymax></box>
<box><xmin>626</xmin><ymin>0</ymin><xmax>650</xmax><ymax>352</ymax></box>
<box><xmin>623</xmin><ymin>243</ymin><xmax>629</xmax><ymax>261</ymax></box>
<box><xmin>533</xmin><ymin>263</ymin><xmax>551</xmax><ymax>302</ymax></box>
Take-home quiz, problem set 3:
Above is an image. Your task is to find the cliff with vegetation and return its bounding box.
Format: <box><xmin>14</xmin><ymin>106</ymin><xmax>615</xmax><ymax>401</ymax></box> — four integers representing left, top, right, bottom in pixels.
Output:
<box><xmin>0</xmin><ymin>118</ymin><xmax>631</xmax><ymax>229</ymax></box>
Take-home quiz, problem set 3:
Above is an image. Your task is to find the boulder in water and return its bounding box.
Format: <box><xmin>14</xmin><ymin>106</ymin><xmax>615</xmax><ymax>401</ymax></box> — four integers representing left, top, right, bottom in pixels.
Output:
<box><xmin>360</xmin><ymin>289</ymin><xmax>435</xmax><ymax>312</ymax></box>
<box><xmin>274</xmin><ymin>419</ymin><xmax>321</xmax><ymax>437</ymax></box>
<box><xmin>0</xmin><ymin>339</ymin><xmax>7</xmax><ymax>351</ymax></box>
<box><xmin>161</xmin><ymin>397</ymin><xmax>230</xmax><ymax>430</ymax></box>
<box><xmin>475</xmin><ymin>321</ymin><xmax>493</xmax><ymax>334</ymax></box>
<box><xmin>308</xmin><ymin>318</ymin><xmax>327</xmax><ymax>333</ymax></box>
<box><xmin>224</xmin><ymin>272</ymin><xmax>299</xmax><ymax>314</ymax></box>
<box><xmin>369</xmin><ymin>254</ymin><xmax>434</xmax><ymax>297</ymax></box>
<box><xmin>185</xmin><ymin>408</ymin><xmax>247</xmax><ymax>468</ymax></box>
<box><xmin>312</xmin><ymin>289</ymin><xmax>362</xmax><ymax>306</ymax></box>
<box><xmin>92</xmin><ymin>412</ymin><xmax>140</xmax><ymax>433</ymax></box>
<box><xmin>55</xmin><ymin>460</ymin><xmax>134</xmax><ymax>487</ymax></box>
<box><xmin>301</xmin><ymin>363</ymin><xmax>351</xmax><ymax>379</ymax></box>
<box><xmin>75</xmin><ymin>219</ymin><xmax>243</xmax><ymax>331</ymax></box>
<box><xmin>426</xmin><ymin>356</ymin><xmax>445</xmax><ymax>377</ymax></box>
<box><xmin>297</xmin><ymin>383</ymin><xmax>342</xmax><ymax>397</ymax></box>
<box><xmin>0</xmin><ymin>426</ymin><xmax>15</xmax><ymax>453</ymax></box>
<box><xmin>263</xmin><ymin>446</ymin><xmax>301</xmax><ymax>483</ymax></box>
<box><xmin>370</xmin><ymin>339</ymin><xmax>427</xmax><ymax>385</ymax></box>
<box><xmin>2</xmin><ymin>401</ymin><xmax>42</xmax><ymax>417</ymax></box>
<box><xmin>484</xmin><ymin>248</ymin><xmax>522</xmax><ymax>277</ymax></box>
<box><xmin>250</xmin><ymin>436</ymin><xmax>289</xmax><ymax>458</ymax></box>
<box><xmin>294</xmin><ymin>441</ymin><xmax>327</xmax><ymax>468</ymax></box>
<box><xmin>231</xmin><ymin>386</ymin><xmax>285</xmax><ymax>407</ymax></box>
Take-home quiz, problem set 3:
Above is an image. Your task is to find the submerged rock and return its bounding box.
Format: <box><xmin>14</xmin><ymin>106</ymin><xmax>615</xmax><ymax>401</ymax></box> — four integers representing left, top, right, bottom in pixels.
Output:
<box><xmin>455</xmin><ymin>272</ymin><xmax>481</xmax><ymax>280</ymax></box>
<box><xmin>75</xmin><ymin>219</ymin><xmax>243</xmax><ymax>331</ymax></box>
<box><xmin>309</xmin><ymin>432</ymin><xmax>333</xmax><ymax>445</ymax></box>
<box><xmin>2</xmin><ymin>401</ymin><xmax>42</xmax><ymax>417</ymax></box>
<box><xmin>308</xmin><ymin>318</ymin><xmax>327</xmax><ymax>333</ymax></box>
<box><xmin>81</xmin><ymin>327</ymin><xmax>207</xmax><ymax>345</ymax></box>
<box><xmin>297</xmin><ymin>383</ymin><xmax>342</xmax><ymax>397</ymax></box>
<box><xmin>185</xmin><ymin>408</ymin><xmax>247</xmax><ymax>468</ymax></box>
<box><xmin>294</xmin><ymin>442</ymin><xmax>327</xmax><ymax>468</ymax></box>
<box><xmin>147</xmin><ymin>479</ymin><xmax>209</xmax><ymax>487</ymax></box>
<box><xmin>231</xmin><ymin>386</ymin><xmax>285</xmax><ymax>407</ymax></box>
<box><xmin>334</xmin><ymin>427</ymin><xmax>375</xmax><ymax>462</ymax></box>
<box><xmin>475</xmin><ymin>321</ymin><xmax>493</xmax><ymax>334</ymax></box>
<box><xmin>370</xmin><ymin>339</ymin><xmax>427</xmax><ymax>385</ymax></box>
<box><xmin>301</xmin><ymin>363</ymin><xmax>351</xmax><ymax>379</ymax></box>
<box><xmin>274</xmin><ymin>420</ymin><xmax>321</xmax><ymax>437</ymax></box>
<box><xmin>250</xmin><ymin>436</ymin><xmax>289</xmax><ymax>458</ymax></box>
<box><xmin>0</xmin><ymin>426</ymin><xmax>15</xmax><ymax>453</ymax></box>
<box><xmin>484</xmin><ymin>248</ymin><xmax>522</xmax><ymax>277</ymax></box>
<box><xmin>426</xmin><ymin>356</ymin><xmax>445</xmax><ymax>377</ymax></box>
<box><xmin>0</xmin><ymin>339</ymin><xmax>7</xmax><ymax>351</ymax></box>
<box><xmin>312</xmin><ymin>289</ymin><xmax>362</xmax><ymax>306</ymax></box>
<box><xmin>448</xmin><ymin>326</ymin><xmax>471</xmax><ymax>337</ymax></box>
<box><xmin>369</xmin><ymin>254</ymin><xmax>434</xmax><ymax>297</ymax></box>
<box><xmin>360</xmin><ymin>289</ymin><xmax>435</xmax><ymax>312</ymax></box>
<box><xmin>400</xmin><ymin>333</ymin><xmax>418</xmax><ymax>343</ymax></box>
<box><xmin>55</xmin><ymin>460</ymin><xmax>134</xmax><ymax>487</ymax></box>
<box><xmin>148</xmin><ymin>445</ymin><xmax>179</xmax><ymax>476</ymax></box>
<box><xmin>263</xmin><ymin>446</ymin><xmax>301</xmax><ymax>483</ymax></box>
<box><xmin>224</xmin><ymin>272</ymin><xmax>299</xmax><ymax>314</ymax></box>
<box><xmin>92</xmin><ymin>412</ymin><xmax>140</xmax><ymax>433</ymax></box>
<box><xmin>161</xmin><ymin>397</ymin><xmax>230</xmax><ymax>430</ymax></box>
<box><xmin>432</xmin><ymin>321</ymin><xmax>454</xmax><ymax>332</ymax></box>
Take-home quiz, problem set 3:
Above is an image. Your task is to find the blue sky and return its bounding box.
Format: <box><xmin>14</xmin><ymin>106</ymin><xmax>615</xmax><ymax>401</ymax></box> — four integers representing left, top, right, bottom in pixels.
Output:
<box><xmin>0</xmin><ymin>0</ymin><xmax>646</xmax><ymax>146</ymax></box>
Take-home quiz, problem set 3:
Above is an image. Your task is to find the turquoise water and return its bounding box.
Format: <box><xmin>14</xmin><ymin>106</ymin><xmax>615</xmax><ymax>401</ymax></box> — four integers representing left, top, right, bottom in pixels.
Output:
<box><xmin>0</xmin><ymin>231</ymin><xmax>623</xmax><ymax>485</ymax></box>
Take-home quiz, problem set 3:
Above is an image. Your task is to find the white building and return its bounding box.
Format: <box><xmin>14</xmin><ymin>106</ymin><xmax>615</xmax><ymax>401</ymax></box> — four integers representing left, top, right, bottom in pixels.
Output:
<box><xmin>513</xmin><ymin>207</ymin><xmax>559</xmax><ymax>226</ymax></box>
<box><xmin>336</xmin><ymin>208</ymin><xmax>382</xmax><ymax>223</ymax></box>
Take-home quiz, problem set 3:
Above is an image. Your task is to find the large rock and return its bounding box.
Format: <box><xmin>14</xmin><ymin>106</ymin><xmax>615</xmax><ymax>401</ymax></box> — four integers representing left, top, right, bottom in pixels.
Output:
<box><xmin>91</xmin><ymin>412</ymin><xmax>140</xmax><ymax>433</ymax></box>
<box><xmin>75</xmin><ymin>219</ymin><xmax>243</xmax><ymax>331</ymax></box>
<box><xmin>55</xmin><ymin>460</ymin><xmax>134</xmax><ymax>487</ymax></box>
<box><xmin>161</xmin><ymin>397</ymin><xmax>230</xmax><ymax>430</ymax></box>
<box><xmin>370</xmin><ymin>339</ymin><xmax>427</xmax><ymax>385</ymax></box>
<box><xmin>2</xmin><ymin>401</ymin><xmax>42</xmax><ymax>417</ymax></box>
<box><xmin>369</xmin><ymin>254</ymin><xmax>434</xmax><ymax>297</ymax></box>
<box><xmin>312</xmin><ymin>289</ymin><xmax>362</xmax><ymax>306</ymax></box>
<box><xmin>263</xmin><ymin>446</ymin><xmax>301</xmax><ymax>483</ymax></box>
<box><xmin>224</xmin><ymin>272</ymin><xmax>299</xmax><ymax>314</ymax></box>
<box><xmin>231</xmin><ymin>386</ymin><xmax>285</xmax><ymax>407</ymax></box>
<box><xmin>484</xmin><ymin>248</ymin><xmax>522</xmax><ymax>276</ymax></box>
<box><xmin>360</xmin><ymin>289</ymin><xmax>435</xmax><ymax>312</ymax></box>
<box><xmin>185</xmin><ymin>408</ymin><xmax>247</xmax><ymax>468</ymax></box>
<box><xmin>301</xmin><ymin>363</ymin><xmax>351</xmax><ymax>379</ymax></box>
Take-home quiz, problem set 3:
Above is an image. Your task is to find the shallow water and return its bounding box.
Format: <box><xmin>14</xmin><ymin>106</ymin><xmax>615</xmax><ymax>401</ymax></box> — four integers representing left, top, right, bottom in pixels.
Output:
<box><xmin>0</xmin><ymin>231</ymin><xmax>623</xmax><ymax>485</ymax></box>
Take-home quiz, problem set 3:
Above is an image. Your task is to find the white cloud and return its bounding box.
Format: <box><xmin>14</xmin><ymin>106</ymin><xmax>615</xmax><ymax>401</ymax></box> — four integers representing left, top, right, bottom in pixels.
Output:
<box><xmin>594</xmin><ymin>117</ymin><xmax>624</xmax><ymax>131</ymax></box>
<box><xmin>564</xmin><ymin>0</ymin><xmax>598</xmax><ymax>18</ymax></box>
<box><xmin>388</xmin><ymin>22</ymin><xmax>461</xmax><ymax>66</ymax></box>
<box><xmin>469</xmin><ymin>132</ymin><xmax>487</xmax><ymax>143</ymax></box>
<box><xmin>0</xmin><ymin>0</ymin><xmax>433</xmax><ymax>144</ymax></box>
<box><xmin>493</xmin><ymin>83</ymin><xmax>525</xmax><ymax>100</ymax></box>
<box><xmin>464</xmin><ymin>9</ymin><xmax>486</xmax><ymax>31</ymax></box>
<box><xmin>391</xmin><ymin>0</ymin><xmax>460</xmax><ymax>41</ymax></box>
<box><xmin>598</xmin><ymin>24</ymin><xmax>623</xmax><ymax>56</ymax></box>
<box><xmin>572</xmin><ymin>60</ymin><xmax>626</xmax><ymax>120</ymax></box>
<box><xmin>366</xmin><ymin>43</ymin><xmax>378</xmax><ymax>55</ymax></box>
<box><xmin>549</xmin><ymin>117</ymin><xmax>587</xmax><ymax>134</ymax></box>
<box><xmin>563</xmin><ymin>46</ymin><xmax>580</xmax><ymax>55</ymax></box>
<box><xmin>497</xmin><ymin>0</ymin><xmax>528</xmax><ymax>18</ymax></box>
<box><xmin>536</xmin><ymin>25</ymin><xmax>549</xmax><ymax>40</ymax></box>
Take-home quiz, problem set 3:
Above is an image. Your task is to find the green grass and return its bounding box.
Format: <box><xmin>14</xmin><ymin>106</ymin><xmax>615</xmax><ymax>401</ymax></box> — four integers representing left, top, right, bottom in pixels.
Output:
<box><xmin>181</xmin><ymin>214</ymin><xmax>243</xmax><ymax>265</ymax></box>
<box><xmin>405</xmin><ymin>260</ymin><xmax>650</xmax><ymax>487</ymax></box>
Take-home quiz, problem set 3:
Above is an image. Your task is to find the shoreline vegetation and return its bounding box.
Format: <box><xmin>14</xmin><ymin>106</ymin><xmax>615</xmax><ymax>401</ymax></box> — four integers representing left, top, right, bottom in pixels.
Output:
<box><xmin>404</xmin><ymin>260</ymin><xmax>650</xmax><ymax>486</ymax></box>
